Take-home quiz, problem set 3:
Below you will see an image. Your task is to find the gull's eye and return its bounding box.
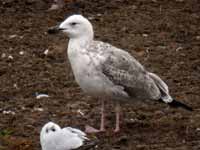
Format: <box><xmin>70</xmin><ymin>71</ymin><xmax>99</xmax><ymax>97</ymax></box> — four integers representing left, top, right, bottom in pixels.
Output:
<box><xmin>51</xmin><ymin>128</ymin><xmax>56</xmax><ymax>132</ymax></box>
<box><xmin>46</xmin><ymin>128</ymin><xmax>48</xmax><ymax>133</ymax></box>
<box><xmin>70</xmin><ymin>22</ymin><xmax>77</xmax><ymax>26</ymax></box>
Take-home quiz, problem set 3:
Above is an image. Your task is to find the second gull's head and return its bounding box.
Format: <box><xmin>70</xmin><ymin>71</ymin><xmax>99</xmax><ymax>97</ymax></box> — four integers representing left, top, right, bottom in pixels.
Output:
<box><xmin>40</xmin><ymin>122</ymin><xmax>61</xmax><ymax>141</ymax></box>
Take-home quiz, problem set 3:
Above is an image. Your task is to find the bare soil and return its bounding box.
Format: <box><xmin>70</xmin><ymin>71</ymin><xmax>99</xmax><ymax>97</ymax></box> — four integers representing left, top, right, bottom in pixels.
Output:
<box><xmin>0</xmin><ymin>0</ymin><xmax>200</xmax><ymax>150</ymax></box>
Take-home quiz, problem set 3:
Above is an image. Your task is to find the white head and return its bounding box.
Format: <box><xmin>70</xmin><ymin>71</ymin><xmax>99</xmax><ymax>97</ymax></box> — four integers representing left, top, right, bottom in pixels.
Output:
<box><xmin>59</xmin><ymin>15</ymin><xmax>94</xmax><ymax>40</ymax></box>
<box><xmin>40</xmin><ymin>122</ymin><xmax>61</xmax><ymax>141</ymax></box>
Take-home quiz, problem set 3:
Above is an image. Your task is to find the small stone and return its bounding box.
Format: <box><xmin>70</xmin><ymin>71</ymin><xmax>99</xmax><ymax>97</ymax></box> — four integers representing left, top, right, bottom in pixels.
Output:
<box><xmin>36</xmin><ymin>93</ymin><xmax>49</xmax><ymax>99</ymax></box>
<box><xmin>34</xmin><ymin>107</ymin><xmax>44</xmax><ymax>112</ymax></box>
<box><xmin>96</xmin><ymin>13</ymin><xmax>102</xmax><ymax>17</ymax></box>
<box><xmin>131</xmin><ymin>5</ymin><xmax>137</xmax><ymax>9</ymax></box>
<box><xmin>13</xmin><ymin>83</ymin><xmax>18</xmax><ymax>88</ymax></box>
<box><xmin>1</xmin><ymin>53</ymin><xmax>6</xmax><ymax>58</ymax></box>
<box><xmin>142</xmin><ymin>33</ymin><xmax>148</xmax><ymax>37</ymax></box>
<box><xmin>19</xmin><ymin>51</ymin><xmax>24</xmax><ymax>55</ymax></box>
<box><xmin>21</xmin><ymin>106</ymin><xmax>26</xmax><ymax>110</ymax></box>
<box><xmin>3</xmin><ymin>110</ymin><xmax>16</xmax><ymax>115</ymax></box>
<box><xmin>8</xmin><ymin>55</ymin><xmax>14</xmax><ymax>60</ymax></box>
<box><xmin>88</xmin><ymin>16</ymin><xmax>95</xmax><ymax>20</ymax></box>
<box><xmin>196</xmin><ymin>128</ymin><xmax>200</xmax><ymax>131</ymax></box>
<box><xmin>196</xmin><ymin>36</ymin><xmax>200</xmax><ymax>40</ymax></box>
<box><xmin>77</xmin><ymin>109</ymin><xmax>84</xmax><ymax>116</ymax></box>
<box><xmin>175</xmin><ymin>47</ymin><xmax>183</xmax><ymax>52</ymax></box>
<box><xmin>9</xmin><ymin>34</ymin><xmax>17</xmax><ymax>39</ymax></box>
<box><xmin>44</xmin><ymin>49</ymin><xmax>49</xmax><ymax>55</ymax></box>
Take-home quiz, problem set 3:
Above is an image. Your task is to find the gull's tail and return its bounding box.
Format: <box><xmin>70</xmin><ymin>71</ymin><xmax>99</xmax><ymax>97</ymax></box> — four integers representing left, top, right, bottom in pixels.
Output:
<box><xmin>65</xmin><ymin>127</ymin><xmax>89</xmax><ymax>140</ymax></box>
<box><xmin>148</xmin><ymin>72</ymin><xmax>193</xmax><ymax>111</ymax></box>
<box><xmin>77</xmin><ymin>140</ymin><xmax>98</xmax><ymax>150</ymax></box>
<box><xmin>159</xmin><ymin>98</ymin><xmax>193</xmax><ymax>111</ymax></box>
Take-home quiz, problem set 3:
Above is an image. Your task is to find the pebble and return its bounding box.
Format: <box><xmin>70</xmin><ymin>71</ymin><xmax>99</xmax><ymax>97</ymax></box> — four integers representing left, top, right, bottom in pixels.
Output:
<box><xmin>36</xmin><ymin>93</ymin><xmax>49</xmax><ymax>99</ymax></box>
<box><xmin>3</xmin><ymin>110</ymin><xmax>16</xmax><ymax>115</ymax></box>
<box><xmin>88</xmin><ymin>16</ymin><xmax>95</xmax><ymax>20</ymax></box>
<box><xmin>96</xmin><ymin>13</ymin><xmax>102</xmax><ymax>17</ymax></box>
<box><xmin>8</xmin><ymin>55</ymin><xmax>14</xmax><ymax>60</ymax></box>
<box><xmin>142</xmin><ymin>33</ymin><xmax>148</xmax><ymax>37</ymax></box>
<box><xmin>1</xmin><ymin>53</ymin><xmax>6</xmax><ymax>58</ymax></box>
<box><xmin>175</xmin><ymin>47</ymin><xmax>183</xmax><ymax>52</ymax></box>
<box><xmin>21</xmin><ymin>106</ymin><xmax>26</xmax><ymax>110</ymax></box>
<box><xmin>9</xmin><ymin>34</ymin><xmax>17</xmax><ymax>39</ymax></box>
<box><xmin>19</xmin><ymin>51</ymin><xmax>24</xmax><ymax>55</ymax></box>
<box><xmin>196</xmin><ymin>36</ymin><xmax>200</xmax><ymax>40</ymax></box>
<box><xmin>13</xmin><ymin>83</ymin><xmax>18</xmax><ymax>88</ymax></box>
<box><xmin>44</xmin><ymin>49</ymin><xmax>49</xmax><ymax>55</ymax></box>
<box><xmin>34</xmin><ymin>107</ymin><xmax>44</xmax><ymax>112</ymax></box>
<box><xmin>196</xmin><ymin>128</ymin><xmax>200</xmax><ymax>131</ymax></box>
<box><xmin>77</xmin><ymin>109</ymin><xmax>84</xmax><ymax>116</ymax></box>
<box><xmin>131</xmin><ymin>5</ymin><xmax>137</xmax><ymax>10</ymax></box>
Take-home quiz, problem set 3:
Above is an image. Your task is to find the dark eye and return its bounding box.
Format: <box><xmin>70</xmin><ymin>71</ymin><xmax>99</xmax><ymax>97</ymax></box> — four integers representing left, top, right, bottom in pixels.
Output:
<box><xmin>51</xmin><ymin>128</ymin><xmax>56</xmax><ymax>132</ymax></box>
<box><xmin>70</xmin><ymin>22</ymin><xmax>77</xmax><ymax>26</ymax></box>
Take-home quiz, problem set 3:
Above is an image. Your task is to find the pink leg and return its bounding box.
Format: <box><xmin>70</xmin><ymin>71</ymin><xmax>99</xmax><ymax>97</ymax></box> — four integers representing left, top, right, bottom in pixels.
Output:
<box><xmin>85</xmin><ymin>100</ymin><xmax>105</xmax><ymax>133</ymax></box>
<box><xmin>100</xmin><ymin>100</ymin><xmax>105</xmax><ymax>131</ymax></box>
<box><xmin>114</xmin><ymin>103</ymin><xmax>120</xmax><ymax>133</ymax></box>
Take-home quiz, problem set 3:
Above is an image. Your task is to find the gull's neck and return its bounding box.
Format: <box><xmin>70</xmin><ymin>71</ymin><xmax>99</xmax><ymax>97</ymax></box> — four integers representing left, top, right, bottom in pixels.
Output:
<box><xmin>69</xmin><ymin>26</ymin><xmax>94</xmax><ymax>48</ymax></box>
<box><xmin>69</xmin><ymin>37</ymin><xmax>93</xmax><ymax>48</ymax></box>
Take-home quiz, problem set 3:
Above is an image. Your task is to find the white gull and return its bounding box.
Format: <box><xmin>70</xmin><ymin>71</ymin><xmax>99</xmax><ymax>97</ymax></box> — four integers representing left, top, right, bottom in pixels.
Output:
<box><xmin>40</xmin><ymin>122</ymin><xmax>91</xmax><ymax>150</ymax></box>
<box><xmin>49</xmin><ymin>15</ymin><xmax>192</xmax><ymax>133</ymax></box>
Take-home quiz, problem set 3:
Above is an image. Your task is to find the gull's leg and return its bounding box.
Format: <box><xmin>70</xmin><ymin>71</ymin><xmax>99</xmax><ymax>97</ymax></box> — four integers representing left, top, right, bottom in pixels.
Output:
<box><xmin>85</xmin><ymin>99</ymin><xmax>105</xmax><ymax>133</ymax></box>
<box><xmin>114</xmin><ymin>102</ymin><xmax>121</xmax><ymax>133</ymax></box>
<box><xmin>100</xmin><ymin>100</ymin><xmax>105</xmax><ymax>131</ymax></box>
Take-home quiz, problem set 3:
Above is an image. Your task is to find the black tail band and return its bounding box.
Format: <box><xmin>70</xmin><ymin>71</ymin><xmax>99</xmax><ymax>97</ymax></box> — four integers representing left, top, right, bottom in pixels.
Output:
<box><xmin>169</xmin><ymin>99</ymin><xmax>193</xmax><ymax>111</ymax></box>
<box><xmin>159</xmin><ymin>99</ymin><xmax>193</xmax><ymax>111</ymax></box>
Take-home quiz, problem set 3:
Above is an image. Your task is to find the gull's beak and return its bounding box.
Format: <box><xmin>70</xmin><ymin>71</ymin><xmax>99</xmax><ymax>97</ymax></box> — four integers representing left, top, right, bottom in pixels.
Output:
<box><xmin>48</xmin><ymin>25</ymin><xmax>66</xmax><ymax>34</ymax></box>
<box><xmin>48</xmin><ymin>25</ymin><xmax>60</xmax><ymax>34</ymax></box>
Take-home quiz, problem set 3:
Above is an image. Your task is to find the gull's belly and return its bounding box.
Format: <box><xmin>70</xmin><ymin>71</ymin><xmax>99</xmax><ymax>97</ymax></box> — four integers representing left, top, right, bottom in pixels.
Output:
<box><xmin>76</xmin><ymin>70</ymin><xmax>107</xmax><ymax>96</ymax></box>
<box><xmin>69</xmin><ymin>52</ymin><xmax>109</xmax><ymax>96</ymax></box>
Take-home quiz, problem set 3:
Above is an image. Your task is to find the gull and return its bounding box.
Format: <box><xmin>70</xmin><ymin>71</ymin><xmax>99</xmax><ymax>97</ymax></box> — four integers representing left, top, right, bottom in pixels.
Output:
<box><xmin>40</xmin><ymin>122</ymin><xmax>94</xmax><ymax>150</ymax></box>
<box><xmin>48</xmin><ymin>15</ymin><xmax>192</xmax><ymax>133</ymax></box>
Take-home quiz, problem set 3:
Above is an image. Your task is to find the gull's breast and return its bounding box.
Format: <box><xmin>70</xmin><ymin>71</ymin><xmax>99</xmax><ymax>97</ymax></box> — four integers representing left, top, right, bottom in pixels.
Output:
<box><xmin>68</xmin><ymin>48</ymin><xmax>109</xmax><ymax>96</ymax></box>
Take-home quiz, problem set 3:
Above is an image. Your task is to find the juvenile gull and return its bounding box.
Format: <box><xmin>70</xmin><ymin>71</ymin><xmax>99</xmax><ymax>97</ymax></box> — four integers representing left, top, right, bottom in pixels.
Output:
<box><xmin>48</xmin><ymin>15</ymin><xmax>192</xmax><ymax>133</ymax></box>
<box><xmin>40</xmin><ymin>122</ymin><xmax>94</xmax><ymax>150</ymax></box>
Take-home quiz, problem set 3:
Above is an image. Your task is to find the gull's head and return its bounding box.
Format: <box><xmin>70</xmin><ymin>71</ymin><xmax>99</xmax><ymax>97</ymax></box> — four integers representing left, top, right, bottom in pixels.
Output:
<box><xmin>40</xmin><ymin>122</ymin><xmax>61</xmax><ymax>149</ymax></box>
<box><xmin>40</xmin><ymin>122</ymin><xmax>61</xmax><ymax>137</ymax></box>
<box><xmin>49</xmin><ymin>15</ymin><xmax>94</xmax><ymax>40</ymax></box>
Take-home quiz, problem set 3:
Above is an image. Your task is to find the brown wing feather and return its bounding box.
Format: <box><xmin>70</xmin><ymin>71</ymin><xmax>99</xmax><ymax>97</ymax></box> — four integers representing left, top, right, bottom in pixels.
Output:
<box><xmin>99</xmin><ymin>44</ymin><xmax>161</xmax><ymax>100</ymax></box>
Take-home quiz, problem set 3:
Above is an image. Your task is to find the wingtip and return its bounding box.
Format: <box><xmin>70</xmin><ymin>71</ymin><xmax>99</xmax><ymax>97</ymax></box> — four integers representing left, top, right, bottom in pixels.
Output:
<box><xmin>158</xmin><ymin>98</ymin><xmax>193</xmax><ymax>111</ymax></box>
<box><xmin>169</xmin><ymin>99</ymin><xmax>193</xmax><ymax>111</ymax></box>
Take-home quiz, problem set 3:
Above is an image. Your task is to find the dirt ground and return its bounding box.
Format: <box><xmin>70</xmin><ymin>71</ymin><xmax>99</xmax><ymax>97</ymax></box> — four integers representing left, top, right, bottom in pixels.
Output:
<box><xmin>0</xmin><ymin>0</ymin><xmax>200</xmax><ymax>149</ymax></box>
